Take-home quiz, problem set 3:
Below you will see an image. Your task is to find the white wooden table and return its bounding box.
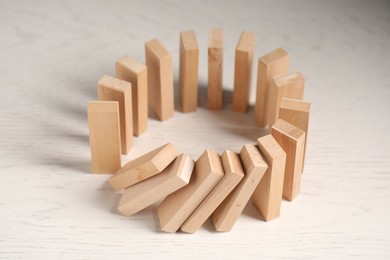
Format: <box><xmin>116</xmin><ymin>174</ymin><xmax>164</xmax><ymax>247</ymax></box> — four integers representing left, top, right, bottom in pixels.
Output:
<box><xmin>1</xmin><ymin>0</ymin><xmax>389</xmax><ymax>258</ymax></box>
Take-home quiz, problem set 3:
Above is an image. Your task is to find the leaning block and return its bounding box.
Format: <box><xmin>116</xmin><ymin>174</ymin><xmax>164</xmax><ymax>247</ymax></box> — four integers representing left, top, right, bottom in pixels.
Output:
<box><xmin>208</xmin><ymin>28</ymin><xmax>223</xmax><ymax>110</ymax></box>
<box><xmin>97</xmin><ymin>75</ymin><xmax>133</xmax><ymax>154</ymax></box>
<box><xmin>117</xmin><ymin>154</ymin><xmax>194</xmax><ymax>216</ymax></box>
<box><xmin>116</xmin><ymin>56</ymin><xmax>148</xmax><ymax>136</ymax></box>
<box><xmin>108</xmin><ymin>143</ymin><xmax>177</xmax><ymax>191</ymax></box>
<box><xmin>145</xmin><ymin>39</ymin><xmax>174</xmax><ymax>121</ymax></box>
<box><xmin>88</xmin><ymin>101</ymin><xmax>121</xmax><ymax>174</ymax></box>
<box><xmin>254</xmin><ymin>48</ymin><xmax>290</xmax><ymax>127</ymax></box>
<box><xmin>158</xmin><ymin>149</ymin><xmax>224</xmax><ymax>233</ymax></box>
<box><xmin>271</xmin><ymin>119</ymin><xmax>305</xmax><ymax>201</ymax></box>
<box><xmin>252</xmin><ymin>135</ymin><xmax>286</xmax><ymax>221</ymax></box>
<box><xmin>179</xmin><ymin>30</ymin><xmax>199</xmax><ymax>113</ymax></box>
<box><xmin>181</xmin><ymin>150</ymin><xmax>244</xmax><ymax>233</ymax></box>
<box><xmin>212</xmin><ymin>144</ymin><xmax>268</xmax><ymax>232</ymax></box>
<box><xmin>232</xmin><ymin>31</ymin><xmax>255</xmax><ymax>113</ymax></box>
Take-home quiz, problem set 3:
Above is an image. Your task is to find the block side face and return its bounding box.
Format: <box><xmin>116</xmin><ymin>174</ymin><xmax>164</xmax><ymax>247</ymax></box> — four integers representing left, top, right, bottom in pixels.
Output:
<box><xmin>180</xmin><ymin>43</ymin><xmax>199</xmax><ymax>113</ymax></box>
<box><xmin>159</xmin><ymin>54</ymin><xmax>174</xmax><ymax>121</ymax></box>
<box><xmin>233</xmin><ymin>50</ymin><xmax>252</xmax><ymax>113</ymax></box>
<box><xmin>145</xmin><ymin>44</ymin><xmax>162</xmax><ymax>120</ymax></box>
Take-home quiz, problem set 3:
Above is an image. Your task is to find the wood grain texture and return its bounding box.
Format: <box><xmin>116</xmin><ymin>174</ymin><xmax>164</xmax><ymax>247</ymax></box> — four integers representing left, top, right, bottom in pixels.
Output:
<box><xmin>208</xmin><ymin>28</ymin><xmax>223</xmax><ymax>110</ymax></box>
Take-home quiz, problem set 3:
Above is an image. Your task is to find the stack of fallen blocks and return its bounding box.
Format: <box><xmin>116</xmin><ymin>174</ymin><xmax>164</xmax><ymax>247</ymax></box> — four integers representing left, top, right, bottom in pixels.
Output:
<box><xmin>87</xmin><ymin>29</ymin><xmax>311</xmax><ymax>233</ymax></box>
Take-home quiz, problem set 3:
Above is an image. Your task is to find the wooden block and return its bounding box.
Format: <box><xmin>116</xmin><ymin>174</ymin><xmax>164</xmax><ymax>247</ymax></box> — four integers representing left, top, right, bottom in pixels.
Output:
<box><xmin>157</xmin><ymin>149</ymin><xmax>224</xmax><ymax>233</ymax></box>
<box><xmin>254</xmin><ymin>48</ymin><xmax>290</xmax><ymax>127</ymax></box>
<box><xmin>268</xmin><ymin>72</ymin><xmax>305</xmax><ymax>127</ymax></box>
<box><xmin>108</xmin><ymin>143</ymin><xmax>177</xmax><ymax>191</ymax></box>
<box><xmin>116</xmin><ymin>55</ymin><xmax>148</xmax><ymax>136</ymax></box>
<box><xmin>179</xmin><ymin>30</ymin><xmax>199</xmax><ymax>113</ymax></box>
<box><xmin>271</xmin><ymin>119</ymin><xmax>305</xmax><ymax>201</ymax></box>
<box><xmin>212</xmin><ymin>144</ymin><xmax>268</xmax><ymax>232</ymax></box>
<box><xmin>232</xmin><ymin>31</ymin><xmax>255</xmax><ymax>113</ymax></box>
<box><xmin>208</xmin><ymin>28</ymin><xmax>223</xmax><ymax>110</ymax></box>
<box><xmin>252</xmin><ymin>135</ymin><xmax>286</xmax><ymax>221</ymax></box>
<box><xmin>181</xmin><ymin>150</ymin><xmax>244</xmax><ymax>233</ymax></box>
<box><xmin>117</xmin><ymin>154</ymin><xmax>195</xmax><ymax>216</ymax></box>
<box><xmin>88</xmin><ymin>101</ymin><xmax>121</xmax><ymax>174</ymax></box>
<box><xmin>279</xmin><ymin>98</ymin><xmax>311</xmax><ymax>171</ymax></box>
<box><xmin>97</xmin><ymin>75</ymin><xmax>133</xmax><ymax>154</ymax></box>
<box><xmin>145</xmin><ymin>39</ymin><xmax>174</xmax><ymax>121</ymax></box>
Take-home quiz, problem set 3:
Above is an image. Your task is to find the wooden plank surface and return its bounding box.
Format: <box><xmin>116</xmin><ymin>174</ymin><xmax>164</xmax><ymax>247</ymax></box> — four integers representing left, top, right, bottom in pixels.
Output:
<box><xmin>208</xmin><ymin>28</ymin><xmax>223</xmax><ymax>110</ymax></box>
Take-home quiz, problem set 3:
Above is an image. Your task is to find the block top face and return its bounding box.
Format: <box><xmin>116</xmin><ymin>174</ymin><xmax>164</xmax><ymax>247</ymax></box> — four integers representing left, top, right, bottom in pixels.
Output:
<box><xmin>116</xmin><ymin>55</ymin><xmax>146</xmax><ymax>74</ymax></box>
<box><xmin>98</xmin><ymin>75</ymin><xmax>131</xmax><ymax>92</ymax></box>
<box><xmin>145</xmin><ymin>38</ymin><xmax>171</xmax><ymax>59</ymax></box>
<box><xmin>240</xmin><ymin>144</ymin><xmax>268</xmax><ymax>170</ymax></box>
<box><xmin>180</xmin><ymin>30</ymin><xmax>198</xmax><ymax>51</ymax></box>
<box><xmin>208</xmin><ymin>28</ymin><xmax>223</xmax><ymax>49</ymax></box>
<box><xmin>88</xmin><ymin>101</ymin><xmax>118</xmax><ymax>113</ymax></box>
<box><xmin>221</xmin><ymin>150</ymin><xmax>244</xmax><ymax>176</ymax></box>
<box><xmin>272</xmin><ymin>119</ymin><xmax>305</xmax><ymax>140</ymax></box>
<box><xmin>198</xmin><ymin>149</ymin><xmax>224</xmax><ymax>176</ymax></box>
<box><xmin>257</xmin><ymin>135</ymin><xmax>286</xmax><ymax>160</ymax></box>
<box><xmin>236</xmin><ymin>31</ymin><xmax>255</xmax><ymax>52</ymax></box>
<box><xmin>259</xmin><ymin>47</ymin><xmax>289</xmax><ymax>65</ymax></box>
<box><xmin>280</xmin><ymin>98</ymin><xmax>311</xmax><ymax>112</ymax></box>
<box><xmin>273</xmin><ymin>72</ymin><xmax>304</xmax><ymax>87</ymax></box>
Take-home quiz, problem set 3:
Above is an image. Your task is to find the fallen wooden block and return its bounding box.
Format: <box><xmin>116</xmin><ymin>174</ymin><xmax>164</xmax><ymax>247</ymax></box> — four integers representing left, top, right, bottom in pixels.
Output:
<box><xmin>108</xmin><ymin>143</ymin><xmax>177</xmax><ymax>191</ymax></box>
<box><xmin>271</xmin><ymin>119</ymin><xmax>305</xmax><ymax>201</ymax></box>
<box><xmin>88</xmin><ymin>101</ymin><xmax>121</xmax><ymax>174</ymax></box>
<box><xmin>232</xmin><ymin>31</ymin><xmax>255</xmax><ymax>113</ymax></box>
<box><xmin>279</xmin><ymin>98</ymin><xmax>311</xmax><ymax>171</ymax></box>
<box><xmin>158</xmin><ymin>149</ymin><xmax>224</xmax><ymax>233</ymax></box>
<box><xmin>117</xmin><ymin>154</ymin><xmax>194</xmax><ymax>216</ymax></box>
<box><xmin>181</xmin><ymin>150</ymin><xmax>244</xmax><ymax>233</ymax></box>
<box><xmin>254</xmin><ymin>48</ymin><xmax>290</xmax><ymax>127</ymax></box>
<box><xmin>208</xmin><ymin>28</ymin><xmax>223</xmax><ymax>110</ymax></box>
<box><xmin>212</xmin><ymin>144</ymin><xmax>268</xmax><ymax>232</ymax></box>
<box><xmin>179</xmin><ymin>30</ymin><xmax>199</xmax><ymax>113</ymax></box>
<box><xmin>252</xmin><ymin>135</ymin><xmax>286</xmax><ymax>221</ymax></box>
<box><xmin>145</xmin><ymin>38</ymin><xmax>174</xmax><ymax>121</ymax></box>
<box><xmin>116</xmin><ymin>55</ymin><xmax>148</xmax><ymax>136</ymax></box>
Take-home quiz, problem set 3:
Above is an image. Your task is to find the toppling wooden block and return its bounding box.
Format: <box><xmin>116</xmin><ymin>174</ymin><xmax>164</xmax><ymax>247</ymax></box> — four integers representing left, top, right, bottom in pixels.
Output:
<box><xmin>268</xmin><ymin>72</ymin><xmax>305</xmax><ymax>127</ymax></box>
<box><xmin>88</xmin><ymin>101</ymin><xmax>121</xmax><ymax>174</ymax></box>
<box><xmin>145</xmin><ymin>39</ymin><xmax>174</xmax><ymax>121</ymax></box>
<box><xmin>117</xmin><ymin>154</ymin><xmax>194</xmax><ymax>216</ymax></box>
<box><xmin>254</xmin><ymin>48</ymin><xmax>290</xmax><ymax>127</ymax></box>
<box><xmin>179</xmin><ymin>30</ymin><xmax>199</xmax><ymax>113</ymax></box>
<box><xmin>181</xmin><ymin>150</ymin><xmax>244</xmax><ymax>233</ymax></box>
<box><xmin>279</xmin><ymin>98</ymin><xmax>311</xmax><ymax>171</ymax></box>
<box><xmin>212</xmin><ymin>144</ymin><xmax>268</xmax><ymax>232</ymax></box>
<box><xmin>232</xmin><ymin>31</ymin><xmax>255</xmax><ymax>113</ymax></box>
<box><xmin>116</xmin><ymin>55</ymin><xmax>148</xmax><ymax>136</ymax></box>
<box><xmin>158</xmin><ymin>149</ymin><xmax>224</xmax><ymax>233</ymax></box>
<box><xmin>208</xmin><ymin>28</ymin><xmax>223</xmax><ymax>110</ymax></box>
<box><xmin>252</xmin><ymin>135</ymin><xmax>286</xmax><ymax>221</ymax></box>
<box><xmin>97</xmin><ymin>75</ymin><xmax>133</xmax><ymax>154</ymax></box>
<box><xmin>108</xmin><ymin>143</ymin><xmax>177</xmax><ymax>191</ymax></box>
<box><xmin>271</xmin><ymin>119</ymin><xmax>305</xmax><ymax>201</ymax></box>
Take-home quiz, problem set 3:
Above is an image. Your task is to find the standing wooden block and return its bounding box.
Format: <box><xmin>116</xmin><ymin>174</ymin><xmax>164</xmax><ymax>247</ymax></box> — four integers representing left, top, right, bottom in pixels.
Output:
<box><xmin>268</xmin><ymin>72</ymin><xmax>305</xmax><ymax>127</ymax></box>
<box><xmin>97</xmin><ymin>75</ymin><xmax>133</xmax><ymax>154</ymax></box>
<box><xmin>179</xmin><ymin>30</ymin><xmax>199</xmax><ymax>113</ymax></box>
<box><xmin>208</xmin><ymin>28</ymin><xmax>223</xmax><ymax>110</ymax></box>
<box><xmin>108</xmin><ymin>143</ymin><xmax>177</xmax><ymax>191</ymax></box>
<box><xmin>254</xmin><ymin>48</ymin><xmax>290</xmax><ymax>127</ymax></box>
<box><xmin>212</xmin><ymin>144</ymin><xmax>268</xmax><ymax>232</ymax></box>
<box><xmin>181</xmin><ymin>150</ymin><xmax>244</xmax><ymax>233</ymax></box>
<box><xmin>271</xmin><ymin>119</ymin><xmax>305</xmax><ymax>201</ymax></box>
<box><xmin>117</xmin><ymin>154</ymin><xmax>194</xmax><ymax>216</ymax></box>
<box><xmin>252</xmin><ymin>135</ymin><xmax>286</xmax><ymax>221</ymax></box>
<box><xmin>116</xmin><ymin>55</ymin><xmax>148</xmax><ymax>136</ymax></box>
<box><xmin>279</xmin><ymin>98</ymin><xmax>311</xmax><ymax>171</ymax></box>
<box><xmin>232</xmin><ymin>31</ymin><xmax>255</xmax><ymax>113</ymax></box>
<box><xmin>157</xmin><ymin>149</ymin><xmax>224</xmax><ymax>233</ymax></box>
<box><xmin>145</xmin><ymin>39</ymin><xmax>174</xmax><ymax>121</ymax></box>
<box><xmin>88</xmin><ymin>101</ymin><xmax>121</xmax><ymax>174</ymax></box>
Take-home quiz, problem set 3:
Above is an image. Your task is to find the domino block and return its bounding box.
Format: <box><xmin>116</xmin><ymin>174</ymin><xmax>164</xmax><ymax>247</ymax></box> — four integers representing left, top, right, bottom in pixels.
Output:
<box><xmin>116</xmin><ymin>55</ymin><xmax>148</xmax><ymax>136</ymax></box>
<box><xmin>181</xmin><ymin>150</ymin><xmax>244</xmax><ymax>233</ymax></box>
<box><xmin>145</xmin><ymin>39</ymin><xmax>174</xmax><ymax>121</ymax></box>
<box><xmin>212</xmin><ymin>144</ymin><xmax>268</xmax><ymax>232</ymax></box>
<box><xmin>108</xmin><ymin>143</ymin><xmax>177</xmax><ymax>191</ymax></box>
<box><xmin>97</xmin><ymin>75</ymin><xmax>133</xmax><ymax>154</ymax></box>
<box><xmin>117</xmin><ymin>154</ymin><xmax>194</xmax><ymax>216</ymax></box>
<box><xmin>268</xmin><ymin>72</ymin><xmax>305</xmax><ymax>127</ymax></box>
<box><xmin>254</xmin><ymin>48</ymin><xmax>290</xmax><ymax>127</ymax></box>
<box><xmin>179</xmin><ymin>30</ymin><xmax>199</xmax><ymax>113</ymax></box>
<box><xmin>88</xmin><ymin>101</ymin><xmax>121</xmax><ymax>174</ymax></box>
<box><xmin>208</xmin><ymin>28</ymin><xmax>223</xmax><ymax>110</ymax></box>
<box><xmin>271</xmin><ymin>119</ymin><xmax>305</xmax><ymax>201</ymax></box>
<box><xmin>232</xmin><ymin>31</ymin><xmax>255</xmax><ymax>113</ymax></box>
<box><xmin>157</xmin><ymin>149</ymin><xmax>224</xmax><ymax>233</ymax></box>
<box><xmin>252</xmin><ymin>135</ymin><xmax>286</xmax><ymax>221</ymax></box>
<box><xmin>279</xmin><ymin>98</ymin><xmax>311</xmax><ymax>171</ymax></box>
